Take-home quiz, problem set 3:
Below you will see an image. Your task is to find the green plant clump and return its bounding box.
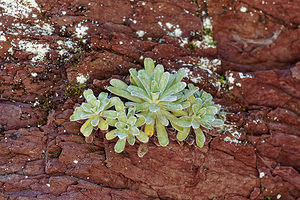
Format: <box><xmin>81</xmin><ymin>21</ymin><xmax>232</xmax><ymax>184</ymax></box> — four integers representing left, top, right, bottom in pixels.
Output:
<box><xmin>70</xmin><ymin>58</ymin><xmax>224</xmax><ymax>153</ymax></box>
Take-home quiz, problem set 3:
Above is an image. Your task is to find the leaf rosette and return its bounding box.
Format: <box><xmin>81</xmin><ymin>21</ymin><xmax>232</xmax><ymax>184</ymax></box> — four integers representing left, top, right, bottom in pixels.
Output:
<box><xmin>107</xmin><ymin>58</ymin><xmax>198</xmax><ymax>146</ymax></box>
<box><xmin>174</xmin><ymin>89</ymin><xmax>224</xmax><ymax>147</ymax></box>
<box><xmin>105</xmin><ymin>102</ymin><xmax>148</xmax><ymax>153</ymax></box>
<box><xmin>70</xmin><ymin>89</ymin><xmax>119</xmax><ymax>138</ymax></box>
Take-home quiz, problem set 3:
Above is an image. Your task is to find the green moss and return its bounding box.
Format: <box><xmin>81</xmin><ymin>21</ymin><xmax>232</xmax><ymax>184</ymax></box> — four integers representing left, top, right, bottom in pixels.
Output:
<box><xmin>64</xmin><ymin>82</ymin><xmax>86</xmax><ymax>98</ymax></box>
<box><xmin>48</xmin><ymin>150</ymin><xmax>61</xmax><ymax>158</ymax></box>
<box><xmin>264</xmin><ymin>196</ymin><xmax>271</xmax><ymax>200</ymax></box>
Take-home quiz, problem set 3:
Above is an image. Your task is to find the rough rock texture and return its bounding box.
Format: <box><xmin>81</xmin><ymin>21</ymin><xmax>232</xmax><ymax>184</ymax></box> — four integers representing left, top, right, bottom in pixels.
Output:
<box><xmin>0</xmin><ymin>0</ymin><xmax>299</xmax><ymax>199</ymax></box>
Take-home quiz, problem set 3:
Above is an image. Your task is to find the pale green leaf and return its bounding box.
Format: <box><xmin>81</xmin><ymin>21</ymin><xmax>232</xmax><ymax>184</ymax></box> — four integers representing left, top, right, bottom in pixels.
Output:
<box><xmin>163</xmin><ymin>110</ymin><xmax>191</xmax><ymax>127</ymax></box>
<box><xmin>149</xmin><ymin>104</ymin><xmax>160</xmax><ymax>112</ymax></box>
<box><xmin>114</xmin><ymin>100</ymin><xmax>125</xmax><ymax>112</ymax></box>
<box><xmin>128</xmin><ymin>116</ymin><xmax>137</xmax><ymax>126</ymax></box>
<box><xmin>136</xmin><ymin>116</ymin><xmax>145</xmax><ymax>127</ymax></box>
<box><xmin>110</xmin><ymin>79</ymin><xmax>128</xmax><ymax>90</ymax></box>
<box><xmin>136</xmin><ymin>102</ymin><xmax>150</xmax><ymax>111</ymax></box>
<box><xmin>91</xmin><ymin>117</ymin><xmax>100</xmax><ymax>126</ymax></box>
<box><xmin>206</xmin><ymin>106</ymin><xmax>219</xmax><ymax>115</ymax></box>
<box><xmin>156</xmin><ymin>111</ymin><xmax>169</xmax><ymax>126</ymax></box>
<box><xmin>114</xmin><ymin>139</ymin><xmax>126</xmax><ymax>153</ymax></box>
<box><xmin>159</xmin><ymin>72</ymin><xmax>170</xmax><ymax>93</ymax></box>
<box><xmin>80</xmin><ymin>118</ymin><xmax>93</xmax><ymax>137</ymax></box>
<box><xmin>130</xmin><ymin>126</ymin><xmax>140</xmax><ymax>136</ymax></box>
<box><xmin>136</xmin><ymin>130</ymin><xmax>149</xmax><ymax>143</ymax></box>
<box><xmin>129</xmin><ymin>68</ymin><xmax>144</xmax><ymax>89</ymax></box>
<box><xmin>156</xmin><ymin>118</ymin><xmax>169</xmax><ymax>146</ymax></box>
<box><xmin>115</xmin><ymin>130</ymin><xmax>128</xmax><ymax>139</ymax></box>
<box><xmin>211</xmin><ymin>119</ymin><xmax>224</xmax><ymax>126</ymax></box>
<box><xmin>97</xmin><ymin>92</ymin><xmax>108</xmax><ymax>100</ymax></box>
<box><xmin>83</xmin><ymin>89</ymin><xmax>96</xmax><ymax>103</ymax></box>
<box><xmin>117</xmin><ymin>112</ymin><xmax>127</xmax><ymax>122</ymax></box>
<box><xmin>145</xmin><ymin>112</ymin><xmax>155</xmax><ymax>124</ymax></box>
<box><xmin>191</xmin><ymin>119</ymin><xmax>200</xmax><ymax>129</ymax></box>
<box><xmin>154</xmin><ymin>64</ymin><xmax>164</xmax><ymax>86</ymax></box>
<box><xmin>159</xmin><ymin>102</ymin><xmax>183</xmax><ymax>111</ymax></box>
<box><xmin>98</xmin><ymin>118</ymin><xmax>108</xmax><ymax>130</ymax></box>
<box><xmin>106</xmin><ymin>129</ymin><xmax>117</xmax><ymax>140</ymax></box>
<box><xmin>144</xmin><ymin>58</ymin><xmax>155</xmax><ymax>76</ymax></box>
<box><xmin>172</xmin><ymin>110</ymin><xmax>188</xmax><ymax>116</ymax></box>
<box><xmin>70</xmin><ymin>108</ymin><xmax>86</xmax><ymax>121</ymax></box>
<box><xmin>107</xmin><ymin>86</ymin><xmax>143</xmax><ymax>103</ymax></box>
<box><xmin>177</xmin><ymin>127</ymin><xmax>190</xmax><ymax>141</ymax></box>
<box><xmin>127</xmin><ymin>134</ymin><xmax>135</xmax><ymax>145</ymax></box>
<box><xmin>194</xmin><ymin>128</ymin><xmax>205</xmax><ymax>148</ymax></box>
<box><xmin>106</xmin><ymin>118</ymin><xmax>117</xmax><ymax>126</ymax></box>
<box><xmin>103</xmin><ymin>110</ymin><xmax>118</xmax><ymax>119</ymax></box>
<box><xmin>115</xmin><ymin>122</ymin><xmax>126</xmax><ymax>129</ymax></box>
<box><xmin>137</xmin><ymin>70</ymin><xmax>151</xmax><ymax>96</ymax></box>
<box><xmin>128</xmin><ymin>85</ymin><xmax>150</xmax><ymax>101</ymax></box>
<box><xmin>163</xmin><ymin>82</ymin><xmax>186</xmax><ymax>97</ymax></box>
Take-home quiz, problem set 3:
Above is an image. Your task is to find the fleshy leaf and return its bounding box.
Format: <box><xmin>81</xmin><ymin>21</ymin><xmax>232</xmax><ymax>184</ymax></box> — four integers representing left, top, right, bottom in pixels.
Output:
<box><xmin>136</xmin><ymin>116</ymin><xmax>145</xmax><ymax>127</ymax></box>
<box><xmin>194</xmin><ymin>128</ymin><xmax>205</xmax><ymax>147</ymax></box>
<box><xmin>110</xmin><ymin>79</ymin><xmax>128</xmax><ymax>90</ymax></box>
<box><xmin>98</xmin><ymin>118</ymin><xmax>108</xmax><ymax>130</ymax></box>
<box><xmin>127</xmin><ymin>134</ymin><xmax>135</xmax><ymax>145</ymax></box>
<box><xmin>157</xmin><ymin>111</ymin><xmax>169</xmax><ymax>126</ymax></box>
<box><xmin>177</xmin><ymin>127</ymin><xmax>190</xmax><ymax>141</ymax></box>
<box><xmin>98</xmin><ymin>92</ymin><xmax>108</xmax><ymax>100</ymax></box>
<box><xmin>149</xmin><ymin>104</ymin><xmax>160</xmax><ymax>112</ymax></box>
<box><xmin>145</xmin><ymin>121</ymin><xmax>154</xmax><ymax>136</ymax></box>
<box><xmin>211</xmin><ymin>119</ymin><xmax>224</xmax><ymax>126</ymax></box>
<box><xmin>103</xmin><ymin>110</ymin><xmax>118</xmax><ymax>119</ymax></box>
<box><xmin>80</xmin><ymin>119</ymin><xmax>93</xmax><ymax>137</ymax></box>
<box><xmin>136</xmin><ymin>130</ymin><xmax>149</xmax><ymax>143</ymax></box>
<box><xmin>106</xmin><ymin>129</ymin><xmax>117</xmax><ymax>140</ymax></box>
<box><xmin>114</xmin><ymin>139</ymin><xmax>126</xmax><ymax>153</ymax></box>
<box><xmin>163</xmin><ymin>82</ymin><xmax>186</xmax><ymax>97</ymax></box>
<box><xmin>91</xmin><ymin>117</ymin><xmax>100</xmax><ymax>127</ymax></box>
<box><xmin>144</xmin><ymin>58</ymin><xmax>155</xmax><ymax>76</ymax></box>
<box><xmin>159</xmin><ymin>72</ymin><xmax>170</xmax><ymax>93</ymax></box>
<box><xmin>107</xmin><ymin>86</ymin><xmax>143</xmax><ymax>103</ymax></box>
<box><xmin>115</xmin><ymin>100</ymin><xmax>125</xmax><ymax>112</ymax></box>
<box><xmin>128</xmin><ymin>116</ymin><xmax>137</xmax><ymax>126</ymax></box>
<box><xmin>106</xmin><ymin>118</ymin><xmax>117</xmax><ymax>126</ymax></box>
<box><xmin>156</xmin><ymin>118</ymin><xmax>169</xmax><ymax>146</ymax></box>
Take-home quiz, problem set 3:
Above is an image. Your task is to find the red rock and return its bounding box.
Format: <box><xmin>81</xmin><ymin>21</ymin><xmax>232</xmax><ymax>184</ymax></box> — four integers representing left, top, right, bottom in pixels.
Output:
<box><xmin>273</xmin><ymin>166</ymin><xmax>300</xmax><ymax>190</ymax></box>
<box><xmin>207</xmin><ymin>0</ymin><xmax>300</xmax><ymax>72</ymax></box>
<box><xmin>0</xmin><ymin>103</ymin><xmax>46</xmax><ymax>130</ymax></box>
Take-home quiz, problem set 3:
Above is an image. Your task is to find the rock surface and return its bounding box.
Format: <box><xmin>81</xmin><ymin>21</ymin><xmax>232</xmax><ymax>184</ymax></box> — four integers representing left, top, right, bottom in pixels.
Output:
<box><xmin>0</xmin><ymin>0</ymin><xmax>299</xmax><ymax>199</ymax></box>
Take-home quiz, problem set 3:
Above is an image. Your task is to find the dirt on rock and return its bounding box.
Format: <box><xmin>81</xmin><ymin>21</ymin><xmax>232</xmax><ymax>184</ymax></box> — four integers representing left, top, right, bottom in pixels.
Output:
<box><xmin>0</xmin><ymin>0</ymin><xmax>299</xmax><ymax>200</ymax></box>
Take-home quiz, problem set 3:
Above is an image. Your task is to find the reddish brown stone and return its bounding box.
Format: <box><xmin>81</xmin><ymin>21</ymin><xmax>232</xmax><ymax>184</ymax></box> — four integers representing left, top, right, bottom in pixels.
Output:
<box><xmin>207</xmin><ymin>0</ymin><xmax>300</xmax><ymax>72</ymax></box>
<box><xmin>0</xmin><ymin>103</ymin><xmax>46</xmax><ymax>130</ymax></box>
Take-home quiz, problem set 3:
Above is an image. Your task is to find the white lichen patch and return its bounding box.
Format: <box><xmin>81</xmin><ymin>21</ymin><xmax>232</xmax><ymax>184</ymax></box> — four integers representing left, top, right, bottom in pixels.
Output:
<box><xmin>136</xmin><ymin>30</ymin><xmax>145</xmax><ymax>37</ymax></box>
<box><xmin>0</xmin><ymin>0</ymin><xmax>40</xmax><ymax>18</ymax></box>
<box><xmin>240</xmin><ymin>6</ymin><xmax>247</xmax><ymax>12</ymax></box>
<box><xmin>203</xmin><ymin>17</ymin><xmax>212</xmax><ymax>30</ymax></box>
<box><xmin>75</xmin><ymin>22</ymin><xmax>89</xmax><ymax>38</ymax></box>
<box><xmin>9</xmin><ymin>22</ymin><xmax>54</xmax><ymax>36</ymax></box>
<box><xmin>0</xmin><ymin>31</ymin><xmax>6</xmax><ymax>41</ymax></box>
<box><xmin>259</xmin><ymin>172</ymin><xmax>265</xmax><ymax>178</ymax></box>
<box><xmin>224</xmin><ymin>136</ymin><xmax>241</xmax><ymax>144</ymax></box>
<box><xmin>18</xmin><ymin>40</ymin><xmax>50</xmax><ymax>62</ymax></box>
<box><xmin>31</xmin><ymin>72</ymin><xmax>37</xmax><ymax>77</ymax></box>
<box><xmin>227</xmin><ymin>72</ymin><xmax>253</xmax><ymax>90</ymax></box>
<box><xmin>158</xmin><ymin>22</ymin><xmax>182</xmax><ymax>38</ymax></box>
<box><xmin>76</xmin><ymin>74</ymin><xmax>88</xmax><ymax>84</ymax></box>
